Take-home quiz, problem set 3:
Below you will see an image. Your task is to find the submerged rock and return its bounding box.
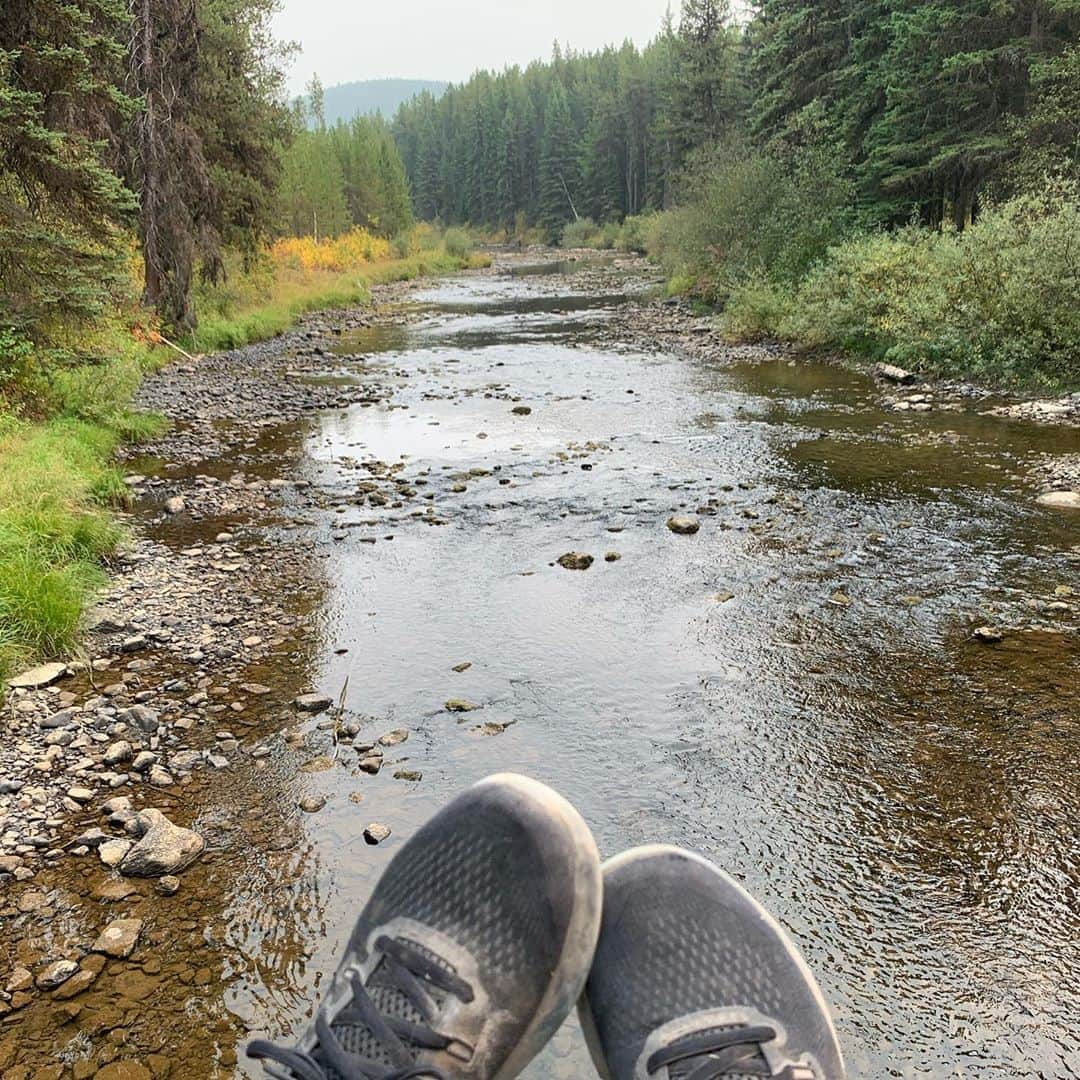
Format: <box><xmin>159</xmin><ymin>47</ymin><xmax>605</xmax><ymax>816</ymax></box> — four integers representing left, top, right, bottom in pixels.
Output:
<box><xmin>93</xmin><ymin>918</ymin><xmax>143</xmax><ymax>959</ymax></box>
<box><xmin>444</xmin><ymin>699</ymin><xmax>477</xmax><ymax>713</ymax></box>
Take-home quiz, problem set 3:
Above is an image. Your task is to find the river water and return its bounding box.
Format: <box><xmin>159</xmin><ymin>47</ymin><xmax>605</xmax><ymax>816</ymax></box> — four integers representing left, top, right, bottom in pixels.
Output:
<box><xmin>6</xmin><ymin>261</ymin><xmax>1079</xmax><ymax>1078</ymax></box>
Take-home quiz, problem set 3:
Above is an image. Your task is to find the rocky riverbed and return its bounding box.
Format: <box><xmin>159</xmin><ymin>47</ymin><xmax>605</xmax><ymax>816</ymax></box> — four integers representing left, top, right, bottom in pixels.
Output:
<box><xmin>1</xmin><ymin>252</ymin><xmax>1078</xmax><ymax>1078</ymax></box>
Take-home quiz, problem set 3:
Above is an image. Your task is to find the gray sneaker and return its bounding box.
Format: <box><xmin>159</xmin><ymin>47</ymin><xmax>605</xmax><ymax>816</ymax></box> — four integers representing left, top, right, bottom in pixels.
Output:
<box><xmin>248</xmin><ymin>773</ymin><xmax>602</xmax><ymax>1080</ymax></box>
<box><xmin>579</xmin><ymin>846</ymin><xmax>845</xmax><ymax>1080</ymax></box>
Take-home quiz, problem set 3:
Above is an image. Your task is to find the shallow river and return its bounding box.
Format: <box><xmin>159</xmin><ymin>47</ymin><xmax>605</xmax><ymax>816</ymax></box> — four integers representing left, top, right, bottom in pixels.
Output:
<box><xmin>13</xmin><ymin>262</ymin><xmax>1080</xmax><ymax>1078</ymax></box>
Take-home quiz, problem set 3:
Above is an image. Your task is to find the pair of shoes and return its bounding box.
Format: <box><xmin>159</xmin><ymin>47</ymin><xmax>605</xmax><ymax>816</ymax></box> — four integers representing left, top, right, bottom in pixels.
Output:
<box><xmin>247</xmin><ymin>774</ymin><xmax>846</xmax><ymax>1080</ymax></box>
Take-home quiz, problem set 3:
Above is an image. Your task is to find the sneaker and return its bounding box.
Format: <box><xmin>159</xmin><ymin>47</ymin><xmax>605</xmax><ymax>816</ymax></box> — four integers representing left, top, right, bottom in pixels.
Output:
<box><xmin>248</xmin><ymin>773</ymin><xmax>603</xmax><ymax>1079</ymax></box>
<box><xmin>579</xmin><ymin>846</ymin><xmax>845</xmax><ymax>1080</ymax></box>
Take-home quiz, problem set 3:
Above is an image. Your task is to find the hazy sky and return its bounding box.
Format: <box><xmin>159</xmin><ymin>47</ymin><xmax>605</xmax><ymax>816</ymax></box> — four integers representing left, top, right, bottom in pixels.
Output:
<box><xmin>274</xmin><ymin>0</ymin><xmax>677</xmax><ymax>94</ymax></box>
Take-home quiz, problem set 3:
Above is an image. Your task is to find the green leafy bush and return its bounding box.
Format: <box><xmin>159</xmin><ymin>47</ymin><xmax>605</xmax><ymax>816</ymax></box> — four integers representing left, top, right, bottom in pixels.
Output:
<box><xmin>780</xmin><ymin>181</ymin><xmax>1080</xmax><ymax>388</ymax></box>
<box><xmin>561</xmin><ymin>218</ymin><xmax>600</xmax><ymax>249</ymax></box>
<box><xmin>653</xmin><ymin>114</ymin><xmax>855</xmax><ymax>302</ymax></box>
<box><xmin>443</xmin><ymin>228</ymin><xmax>473</xmax><ymax>259</ymax></box>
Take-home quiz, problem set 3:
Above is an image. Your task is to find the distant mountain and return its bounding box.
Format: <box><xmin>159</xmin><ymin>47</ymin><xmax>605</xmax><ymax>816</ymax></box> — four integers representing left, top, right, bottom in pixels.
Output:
<box><xmin>320</xmin><ymin>79</ymin><xmax>448</xmax><ymax>125</ymax></box>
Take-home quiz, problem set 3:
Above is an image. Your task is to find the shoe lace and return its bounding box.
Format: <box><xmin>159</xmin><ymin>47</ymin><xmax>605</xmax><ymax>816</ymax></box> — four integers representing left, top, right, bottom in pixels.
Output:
<box><xmin>247</xmin><ymin>935</ymin><xmax>475</xmax><ymax>1080</ymax></box>
<box><xmin>647</xmin><ymin>1025</ymin><xmax>815</xmax><ymax>1080</ymax></box>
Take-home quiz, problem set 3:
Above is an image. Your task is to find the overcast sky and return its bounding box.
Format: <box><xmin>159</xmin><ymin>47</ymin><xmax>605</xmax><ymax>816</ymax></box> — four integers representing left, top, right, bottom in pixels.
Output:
<box><xmin>273</xmin><ymin>0</ymin><xmax>678</xmax><ymax>94</ymax></box>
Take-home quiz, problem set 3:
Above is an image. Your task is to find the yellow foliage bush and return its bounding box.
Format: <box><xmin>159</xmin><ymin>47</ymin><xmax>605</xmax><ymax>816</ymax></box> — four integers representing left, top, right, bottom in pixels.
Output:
<box><xmin>271</xmin><ymin>228</ymin><xmax>393</xmax><ymax>273</ymax></box>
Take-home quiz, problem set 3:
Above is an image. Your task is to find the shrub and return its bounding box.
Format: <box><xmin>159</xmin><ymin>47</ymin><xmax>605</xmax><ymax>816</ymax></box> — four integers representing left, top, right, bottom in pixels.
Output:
<box><xmin>783</xmin><ymin>180</ymin><xmax>1080</xmax><ymax>387</ymax></box>
<box><xmin>617</xmin><ymin>214</ymin><xmax>658</xmax><ymax>254</ymax></box>
<box><xmin>560</xmin><ymin>217</ymin><xmax>600</xmax><ymax>249</ymax></box>
<box><xmin>271</xmin><ymin>228</ymin><xmax>392</xmax><ymax>273</ymax></box>
<box><xmin>656</xmin><ymin>119</ymin><xmax>855</xmax><ymax>302</ymax></box>
<box><xmin>443</xmin><ymin>228</ymin><xmax>473</xmax><ymax>259</ymax></box>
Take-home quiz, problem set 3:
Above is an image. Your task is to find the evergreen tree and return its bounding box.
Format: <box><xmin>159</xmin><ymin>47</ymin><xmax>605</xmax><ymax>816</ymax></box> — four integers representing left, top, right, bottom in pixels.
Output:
<box><xmin>538</xmin><ymin>82</ymin><xmax>582</xmax><ymax>238</ymax></box>
<box><xmin>0</xmin><ymin>0</ymin><xmax>136</xmax><ymax>338</ymax></box>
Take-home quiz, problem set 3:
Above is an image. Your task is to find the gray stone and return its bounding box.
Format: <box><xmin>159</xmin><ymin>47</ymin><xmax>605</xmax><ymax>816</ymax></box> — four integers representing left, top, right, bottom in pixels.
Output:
<box><xmin>378</xmin><ymin>729</ymin><xmax>409</xmax><ymax>747</ymax></box>
<box><xmin>295</xmin><ymin>693</ymin><xmax>334</xmax><ymax>713</ymax></box>
<box><xmin>364</xmin><ymin>823</ymin><xmax>392</xmax><ymax>845</ymax></box>
<box><xmin>104</xmin><ymin>741</ymin><xmax>134</xmax><ymax>766</ymax></box>
<box><xmin>119</xmin><ymin>809</ymin><xmax>204</xmax><ymax>877</ymax></box>
<box><xmin>36</xmin><ymin>960</ymin><xmax>78</xmax><ymax>990</ymax></box>
<box><xmin>120</xmin><ymin>706</ymin><xmax>160</xmax><ymax>733</ymax></box>
<box><xmin>40</xmin><ymin>709</ymin><xmax>80</xmax><ymax>730</ymax></box>
<box><xmin>667</xmin><ymin>515</ymin><xmax>701</xmax><ymax>535</ymax></box>
<box><xmin>8</xmin><ymin>663</ymin><xmax>67</xmax><ymax>690</ymax></box>
<box><xmin>164</xmin><ymin>496</ymin><xmax>186</xmax><ymax>515</ymax></box>
<box><xmin>92</xmin><ymin>918</ymin><xmax>143</xmax><ymax>959</ymax></box>
<box><xmin>147</xmin><ymin>765</ymin><xmax>174</xmax><ymax>787</ymax></box>
<box><xmin>99</xmin><ymin>839</ymin><xmax>133</xmax><ymax>868</ymax></box>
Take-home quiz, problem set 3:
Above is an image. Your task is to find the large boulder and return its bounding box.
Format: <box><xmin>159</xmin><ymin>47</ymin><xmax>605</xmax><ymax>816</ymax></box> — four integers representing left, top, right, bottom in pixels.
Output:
<box><xmin>119</xmin><ymin>809</ymin><xmax>204</xmax><ymax>877</ymax></box>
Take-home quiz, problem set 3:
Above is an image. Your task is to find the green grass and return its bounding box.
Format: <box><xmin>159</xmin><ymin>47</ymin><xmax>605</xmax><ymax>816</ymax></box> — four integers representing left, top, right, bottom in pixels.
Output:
<box><xmin>1</xmin><ymin>238</ymin><xmax>490</xmax><ymax>680</ymax></box>
<box><xmin>0</xmin><ymin>416</ymin><xmax>140</xmax><ymax>677</ymax></box>
<box><xmin>185</xmin><ymin>249</ymin><xmax>489</xmax><ymax>354</ymax></box>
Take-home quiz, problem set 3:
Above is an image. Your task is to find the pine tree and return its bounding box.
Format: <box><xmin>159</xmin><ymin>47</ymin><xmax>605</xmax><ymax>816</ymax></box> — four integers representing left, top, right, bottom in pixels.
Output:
<box><xmin>0</xmin><ymin>0</ymin><xmax>136</xmax><ymax>339</ymax></box>
<box><xmin>538</xmin><ymin>81</ymin><xmax>581</xmax><ymax>239</ymax></box>
<box><xmin>671</xmin><ymin>0</ymin><xmax>742</xmax><ymax>161</ymax></box>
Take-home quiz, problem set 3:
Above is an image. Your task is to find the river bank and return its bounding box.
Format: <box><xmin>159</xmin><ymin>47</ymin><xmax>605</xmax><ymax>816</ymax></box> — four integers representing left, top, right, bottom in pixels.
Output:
<box><xmin>1</xmin><ymin>252</ymin><xmax>1078</xmax><ymax>1077</ymax></box>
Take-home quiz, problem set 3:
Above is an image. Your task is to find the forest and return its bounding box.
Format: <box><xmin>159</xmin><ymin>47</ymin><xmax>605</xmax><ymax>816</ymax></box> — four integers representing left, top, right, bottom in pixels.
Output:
<box><xmin>393</xmin><ymin>0</ymin><xmax>1080</xmax><ymax>387</ymax></box>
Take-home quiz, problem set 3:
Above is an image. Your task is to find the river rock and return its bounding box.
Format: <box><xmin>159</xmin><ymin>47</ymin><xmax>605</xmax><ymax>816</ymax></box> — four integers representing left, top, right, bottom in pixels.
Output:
<box><xmin>557</xmin><ymin>552</ymin><xmax>594</xmax><ymax>570</ymax></box>
<box><xmin>974</xmin><ymin>626</ymin><xmax>1005</xmax><ymax>644</ymax></box>
<box><xmin>1037</xmin><ymin>490</ymin><xmax>1080</xmax><ymax>509</ymax></box>
<box><xmin>873</xmin><ymin>362</ymin><xmax>916</xmax><ymax>384</ymax></box>
<box><xmin>364</xmin><ymin>823</ymin><xmax>391</xmax><ymax>845</ymax></box>
<box><xmin>40</xmin><ymin>708</ymin><xmax>79</xmax><ymax>730</ymax></box>
<box><xmin>104</xmin><ymin>740</ymin><xmax>134</xmax><ymax>766</ymax></box>
<box><xmin>99</xmin><ymin>839</ymin><xmax>133</xmax><ymax>868</ymax></box>
<box><xmin>93</xmin><ymin>918</ymin><xmax>143</xmax><ymax>959</ymax></box>
<box><xmin>52</xmin><ymin>968</ymin><xmax>99</xmax><ymax>1001</ymax></box>
<box><xmin>36</xmin><ymin>960</ymin><xmax>78</xmax><ymax>990</ymax></box>
<box><xmin>119</xmin><ymin>809</ymin><xmax>204</xmax><ymax>877</ymax></box>
<box><xmin>667</xmin><ymin>515</ymin><xmax>700</xmax><ymax>535</ymax></box>
<box><xmin>295</xmin><ymin>693</ymin><xmax>333</xmax><ymax>713</ymax></box>
<box><xmin>156</xmin><ymin>875</ymin><xmax>181</xmax><ymax>896</ymax></box>
<box><xmin>7</xmin><ymin>663</ymin><xmax>67</xmax><ymax>690</ymax></box>
<box><xmin>164</xmin><ymin>496</ymin><xmax>186</xmax><ymax>515</ymax></box>
<box><xmin>444</xmin><ymin>699</ymin><xmax>477</xmax><ymax>713</ymax></box>
<box><xmin>378</xmin><ymin>729</ymin><xmax>409</xmax><ymax>747</ymax></box>
<box><xmin>298</xmin><ymin>795</ymin><xmax>326</xmax><ymax>813</ymax></box>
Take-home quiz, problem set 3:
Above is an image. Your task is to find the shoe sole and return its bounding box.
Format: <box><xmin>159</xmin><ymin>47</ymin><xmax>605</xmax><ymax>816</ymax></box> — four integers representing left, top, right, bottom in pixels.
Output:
<box><xmin>577</xmin><ymin>844</ymin><xmax>843</xmax><ymax>1080</ymax></box>
<box><xmin>482</xmin><ymin>774</ymin><xmax>603</xmax><ymax>1080</ymax></box>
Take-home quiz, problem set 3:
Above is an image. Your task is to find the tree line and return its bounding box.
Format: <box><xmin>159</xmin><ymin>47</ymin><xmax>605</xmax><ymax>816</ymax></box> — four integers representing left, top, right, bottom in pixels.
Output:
<box><xmin>0</xmin><ymin>3</ymin><xmax>414</xmax><ymax>345</ymax></box>
<box><xmin>391</xmin><ymin>0</ymin><xmax>1080</xmax><ymax>238</ymax></box>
